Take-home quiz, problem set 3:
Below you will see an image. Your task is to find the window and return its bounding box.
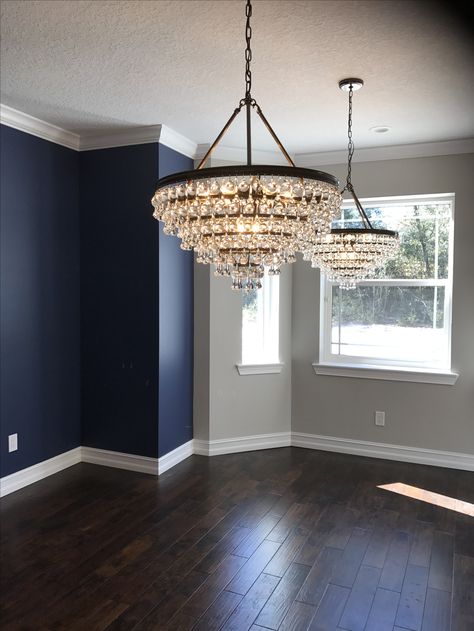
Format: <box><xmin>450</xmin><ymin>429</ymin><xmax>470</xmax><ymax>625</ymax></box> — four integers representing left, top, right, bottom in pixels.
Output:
<box><xmin>241</xmin><ymin>273</ymin><xmax>280</xmax><ymax>367</ymax></box>
<box><xmin>319</xmin><ymin>194</ymin><xmax>454</xmax><ymax>373</ymax></box>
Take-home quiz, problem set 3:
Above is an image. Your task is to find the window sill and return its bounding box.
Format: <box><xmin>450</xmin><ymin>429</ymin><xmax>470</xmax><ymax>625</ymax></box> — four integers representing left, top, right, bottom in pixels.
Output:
<box><xmin>312</xmin><ymin>363</ymin><xmax>459</xmax><ymax>385</ymax></box>
<box><xmin>236</xmin><ymin>363</ymin><xmax>284</xmax><ymax>376</ymax></box>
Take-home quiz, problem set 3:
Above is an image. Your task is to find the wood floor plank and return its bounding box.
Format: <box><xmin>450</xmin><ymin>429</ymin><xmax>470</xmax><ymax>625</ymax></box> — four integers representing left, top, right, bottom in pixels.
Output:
<box><xmin>364</xmin><ymin>587</ymin><xmax>400</xmax><ymax>631</ymax></box>
<box><xmin>455</xmin><ymin>516</ymin><xmax>474</xmax><ymax>558</ymax></box>
<box><xmin>308</xmin><ymin>583</ymin><xmax>350</xmax><ymax>630</ymax></box>
<box><xmin>193</xmin><ymin>590</ymin><xmax>243</xmax><ymax>631</ymax></box>
<box><xmin>330</xmin><ymin>528</ymin><xmax>372</xmax><ymax>588</ymax></box>
<box><xmin>267</xmin><ymin>503</ymin><xmax>310</xmax><ymax>544</ymax></box>
<box><xmin>395</xmin><ymin>563</ymin><xmax>429</xmax><ymax>631</ymax></box>
<box><xmin>161</xmin><ymin>609</ymin><xmax>196</xmax><ymax>631</ymax></box>
<box><xmin>264</xmin><ymin>527</ymin><xmax>309</xmax><ymax>577</ymax></box>
<box><xmin>221</xmin><ymin>573</ymin><xmax>280</xmax><ymax>630</ymax></box>
<box><xmin>256</xmin><ymin>563</ymin><xmax>310</xmax><ymax>629</ymax></box>
<box><xmin>428</xmin><ymin>531</ymin><xmax>454</xmax><ymax>592</ymax></box>
<box><xmin>296</xmin><ymin>546</ymin><xmax>343</xmax><ymax>606</ymax></box>
<box><xmin>131</xmin><ymin>570</ymin><xmax>208</xmax><ymax>630</ymax></box>
<box><xmin>279</xmin><ymin>600</ymin><xmax>317</xmax><ymax>631</ymax></box>
<box><xmin>338</xmin><ymin>564</ymin><xmax>381</xmax><ymax>631</ymax></box>
<box><xmin>452</xmin><ymin>553</ymin><xmax>474</xmax><ymax>631</ymax></box>
<box><xmin>409</xmin><ymin>523</ymin><xmax>434</xmax><ymax>568</ymax></box>
<box><xmin>379</xmin><ymin>530</ymin><xmax>411</xmax><ymax>592</ymax></box>
<box><xmin>294</xmin><ymin>508</ymin><xmax>332</xmax><ymax>568</ymax></box>
<box><xmin>226</xmin><ymin>539</ymin><xmax>281</xmax><ymax>595</ymax></box>
<box><xmin>168</xmin><ymin>553</ymin><xmax>247</xmax><ymax>622</ymax></box>
<box><xmin>362</xmin><ymin>527</ymin><xmax>392</xmax><ymax>569</ymax></box>
<box><xmin>325</xmin><ymin>506</ymin><xmax>359</xmax><ymax>550</ymax></box>
<box><xmin>193</xmin><ymin>525</ymin><xmax>252</xmax><ymax>574</ymax></box>
<box><xmin>238</xmin><ymin>493</ymin><xmax>281</xmax><ymax>529</ymax></box>
<box><xmin>421</xmin><ymin>587</ymin><xmax>451</xmax><ymax>631</ymax></box>
<box><xmin>234</xmin><ymin>513</ymin><xmax>281</xmax><ymax>558</ymax></box>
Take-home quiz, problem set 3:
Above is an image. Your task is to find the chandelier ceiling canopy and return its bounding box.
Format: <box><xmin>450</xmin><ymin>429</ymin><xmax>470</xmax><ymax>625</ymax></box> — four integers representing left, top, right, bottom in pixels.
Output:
<box><xmin>152</xmin><ymin>0</ymin><xmax>342</xmax><ymax>290</ymax></box>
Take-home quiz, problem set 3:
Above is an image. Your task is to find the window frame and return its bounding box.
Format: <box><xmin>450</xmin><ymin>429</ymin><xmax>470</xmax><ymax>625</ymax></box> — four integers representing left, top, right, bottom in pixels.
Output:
<box><xmin>318</xmin><ymin>193</ymin><xmax>456</xmax><ymax>374</ymax></box>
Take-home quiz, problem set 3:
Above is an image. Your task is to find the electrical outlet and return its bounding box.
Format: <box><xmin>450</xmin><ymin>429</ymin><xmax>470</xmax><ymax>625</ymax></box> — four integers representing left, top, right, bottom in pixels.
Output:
<box><xmin>375</xmin><ymin>411</ymin><xmax>385</xmax><ymax>426</ymax></box>
<box><xmin>8</xmin><ymin>433</ymin><xmax>18</xmax><ymax>452</ymax></box>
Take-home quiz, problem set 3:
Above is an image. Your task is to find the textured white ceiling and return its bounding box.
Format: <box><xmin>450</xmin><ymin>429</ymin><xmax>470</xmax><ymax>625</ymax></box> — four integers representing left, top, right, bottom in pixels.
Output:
<box><xmin>1</xmin><ymin>0</ymin><xmax>473</xmax><ymax>153</ymax></box>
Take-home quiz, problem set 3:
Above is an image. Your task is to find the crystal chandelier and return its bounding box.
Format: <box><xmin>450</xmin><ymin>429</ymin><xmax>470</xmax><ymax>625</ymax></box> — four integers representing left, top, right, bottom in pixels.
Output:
<box><xmin>152</xmin><ymin>0</ymin><xmax>342</xmax><ymax>290</ymax></box>
<box><xmin>301</xmin><ymin>79</ymin><xmax>399</xmax><ymax>289</ymax></box>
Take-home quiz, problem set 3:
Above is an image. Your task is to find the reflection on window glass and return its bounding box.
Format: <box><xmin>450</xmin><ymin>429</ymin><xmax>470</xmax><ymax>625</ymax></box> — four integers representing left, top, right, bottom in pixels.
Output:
<box><xmin>242</xmin><ymin>274</ymin><xmax>279</xmax><ymax>364</ymax></box>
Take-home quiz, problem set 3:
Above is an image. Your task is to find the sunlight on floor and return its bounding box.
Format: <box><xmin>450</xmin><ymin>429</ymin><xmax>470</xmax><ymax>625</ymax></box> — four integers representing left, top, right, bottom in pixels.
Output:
<box><xmin>378</xmin><ymin>482</ymin><xmax>474</xmax><ymax>517</ymax></box>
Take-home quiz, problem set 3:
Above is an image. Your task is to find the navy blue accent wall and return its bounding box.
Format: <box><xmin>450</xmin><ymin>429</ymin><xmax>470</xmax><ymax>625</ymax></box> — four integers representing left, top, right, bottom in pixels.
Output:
<box><xmin>0</xmin><ymin>125</ymin><xmax>80</xmax><ymax>477</ymax></box>
<box><xmin>80</xmin><ymin>144</ymin><xmax>160</xmax><ymax>457</ymax></box>
<box><xmin>158</xmin><ymin>144</ymin><xmax>194</xmax><ymax>456</ymax></box>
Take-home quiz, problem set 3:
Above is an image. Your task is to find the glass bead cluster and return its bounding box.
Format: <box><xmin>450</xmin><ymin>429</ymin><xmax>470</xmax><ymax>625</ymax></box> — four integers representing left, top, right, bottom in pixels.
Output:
<box><xmin>152</xmin><ymin>175</ymin><xmax>342</xmax><ymax>290</ymax></box>
<box><xmin>302</xmin><ymin>230</ymin><xmax>400</xmax><ymax>289</ymax></box>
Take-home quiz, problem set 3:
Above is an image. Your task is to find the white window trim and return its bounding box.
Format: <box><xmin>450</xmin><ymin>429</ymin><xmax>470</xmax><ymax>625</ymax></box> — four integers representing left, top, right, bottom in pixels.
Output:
<box><xmin>312</xmin><ymin>362</ymin><xmax>458</xmax><ymax>385</ymax></box>
<box><xmin>318</xmin><ymin>193</ymin><xmax>456</xmax><ymax>379</ymax></box>
<box><xmin>236</xmin><ymin>363</ymin><xmax>284</xmax><ymax>375</ymax></box>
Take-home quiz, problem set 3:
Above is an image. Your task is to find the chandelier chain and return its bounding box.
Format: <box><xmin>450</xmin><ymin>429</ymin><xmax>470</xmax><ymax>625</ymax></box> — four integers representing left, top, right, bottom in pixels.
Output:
<box><xmin>245</xmin><ymin>0</ymin><xmax>252</xmax><ymax>99</ymax></box>
<box><xmin>345</xmin><ymin>83</ymin><xmax>355</xmax><ymax>190</ymax></box>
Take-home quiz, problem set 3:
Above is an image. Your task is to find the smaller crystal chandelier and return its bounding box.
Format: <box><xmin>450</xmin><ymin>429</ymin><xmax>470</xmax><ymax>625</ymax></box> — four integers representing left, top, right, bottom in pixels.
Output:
<box><xmin>152</xmin><ymin>0</ymin><xmax>342</xmax><ymax>290</ymax></box>
<box><xmin>301</xmin><ymin>79</ymin><xmax>399</xmax><ymax>289</ymax></box>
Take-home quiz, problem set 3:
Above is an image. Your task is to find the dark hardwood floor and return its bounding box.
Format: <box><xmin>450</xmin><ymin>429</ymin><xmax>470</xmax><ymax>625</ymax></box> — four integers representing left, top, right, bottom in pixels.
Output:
<box><xmin>1</xmin><ymin>447</ymin><xmax>473</xmax><ymax>631</ymax></box>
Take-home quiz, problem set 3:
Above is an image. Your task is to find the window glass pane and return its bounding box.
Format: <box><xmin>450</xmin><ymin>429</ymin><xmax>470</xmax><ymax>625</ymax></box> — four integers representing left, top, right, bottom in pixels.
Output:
<box><xmin>330</xmin><ymin>285</ymin><xmax>341</xmax><ymax>355</ymax></box>
<box><xmin>437</xmin><ymin>215</ymin><xmax>450</xmax><ymax>279</ymax></box>
<box><xmin>330</xmin><ymin>285</ymin><xmax>448</xmax><ymax>365</ymax></box>
<box><xmin>242</xmin><ymin>274</ymin><xmax>279</xmax><ymax>364</ymax></box>
<box><xmin>242</xmin><ymin>288</ymin><xmax>261</xmax><ymax>364</ymax></box>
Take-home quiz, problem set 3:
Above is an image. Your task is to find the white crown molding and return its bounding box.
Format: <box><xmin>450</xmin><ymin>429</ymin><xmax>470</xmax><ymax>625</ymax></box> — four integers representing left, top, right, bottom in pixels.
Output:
<box><xmin>0</xmin><ymin>104</ymin><xmax>80</xmax><ymax>150</ymax></box>
<box><xmin>2</xmin><ymin>104</ymin><xmax>473</xmax><ymax>164</ymax></box>
<box><xmin>158</xmin><ymin>440</ymin><xmax>194</xmax><ymax>474</ymax></box>
<box><xmin>291</xmin><ymin>432</ymin><xmax>474</xmax><ymax>471</ymax></box>
<box><xmin>296</xmin><ymin>138</ymin><xmax>474</xmax><ymax>168</ymax></box>
<box><xmin>80</xmin><ymin>124</ymin><xmax>198</xmax><ymax>156</ymax></box>
<box><xmin>159</xmin><ymin>125</ymin><xmax>198</xmax><ymax>159</ymax></box>
<box><xmin>81</xmin><ymin>446</ymin><xmax>158</xmax><ymax>474</ymax></box>
<box><xmin>0</xmin><ymin>447</ymin><xmax>81</xmax><ymax>497</ymax></box>
<box><xmin>0</xmin><ymin>104</ymin><xmax>197</xmax><ymax>156</ymax></box>
<box><xmin>79</xmin><ymin>125</ymin><xmax>162</xmax><ymax>151</ymax></box>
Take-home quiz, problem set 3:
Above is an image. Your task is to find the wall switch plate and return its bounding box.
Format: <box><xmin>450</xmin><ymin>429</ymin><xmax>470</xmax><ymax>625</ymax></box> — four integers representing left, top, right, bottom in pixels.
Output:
<box><xmin>375</xmin><ymin>411</ymin><xmax>385</xmax><ymax>426</ymax></box>
<box><xmin>8</xmin><ymin>433</ymin><xmax>18</xmax><ymax>452</ymax></box>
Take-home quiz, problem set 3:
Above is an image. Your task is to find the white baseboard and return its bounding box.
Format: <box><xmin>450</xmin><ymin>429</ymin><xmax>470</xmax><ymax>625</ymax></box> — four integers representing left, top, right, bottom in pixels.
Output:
<box><xmin>158</xmin><ymin>440</ymin><xmax>194</xmax><ymax>474</ymax></box>
<box><xmin>195</xmin><ymin>432</ymin><xmax>292</xmax><ymax>457</ymax></box>
<box><xmin>2</xmin><ymin>431</ymin><xmax>472</xmax><ymax>498</ymax></box>
<box><xmin>291</xmin><ymin>432</ymin><xmax>474</xmax><ymax>472</ymax></box>
<box><xmin>81</xmin><ymin>446</ymin><xmax>158</xmax><ymax>475</ymax></box>
<box><xmin>0</xmin><ymin>447</ymin><xmax>82</xmax><ymax>497</ymax></box>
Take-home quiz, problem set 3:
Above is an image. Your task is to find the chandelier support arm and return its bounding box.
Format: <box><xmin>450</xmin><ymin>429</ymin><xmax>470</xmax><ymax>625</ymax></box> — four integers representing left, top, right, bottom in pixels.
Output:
<box><xmin>196</xmin><ymin>105</ymin><xmax>243</xmax><ymax>170</ymax></box>
<box><xmin>349</xmin><ymin>185</ymin><xmax>374</xmax><ymax>229</ymax></box>
<box><xmin>254</xmin><ymin>103</ymin><xmax>296</xmax><ymax>167</ymax></box>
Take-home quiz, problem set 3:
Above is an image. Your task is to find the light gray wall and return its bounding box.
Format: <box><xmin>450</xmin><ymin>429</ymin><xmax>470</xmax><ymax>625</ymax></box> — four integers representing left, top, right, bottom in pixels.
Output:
<box><xmin>292</xmin><ymin>153</ymin><xmax>474</xmax><ymax>455</ymax></box>
<box><xmin>194</xmin><ymin>263</ymin><xmax>292</xmax><ymax>442</ymax></box>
